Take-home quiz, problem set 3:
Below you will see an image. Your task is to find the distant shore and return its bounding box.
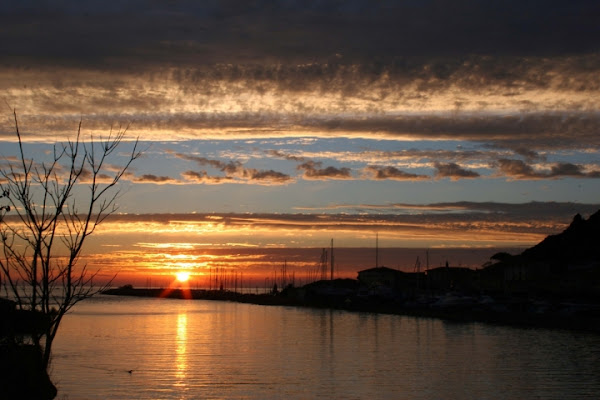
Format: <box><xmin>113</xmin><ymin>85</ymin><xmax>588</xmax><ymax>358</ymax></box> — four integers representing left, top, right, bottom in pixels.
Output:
<box><xmin>102</xmin><ymin>286</ymin><xmax>600</xmax><ymax>334</ymax></box>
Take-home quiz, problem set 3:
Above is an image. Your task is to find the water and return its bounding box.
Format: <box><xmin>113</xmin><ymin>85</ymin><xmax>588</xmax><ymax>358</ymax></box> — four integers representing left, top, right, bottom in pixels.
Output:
<box><xmin>51</xmin><ymin>295</ymin><xmax>600</xmax><ymax>399</ymax></box>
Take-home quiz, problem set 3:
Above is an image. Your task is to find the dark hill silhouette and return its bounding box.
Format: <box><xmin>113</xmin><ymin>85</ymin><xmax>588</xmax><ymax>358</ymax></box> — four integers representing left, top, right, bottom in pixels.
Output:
<box><xmin>481</xmin><ymin>209</ymin><xmax>600</xmax><ymax>301</ymax></box>
<box><xmin>521</xmin><ymin>209</ymin><xmax>600</xmax><ymax>266</ymax></box>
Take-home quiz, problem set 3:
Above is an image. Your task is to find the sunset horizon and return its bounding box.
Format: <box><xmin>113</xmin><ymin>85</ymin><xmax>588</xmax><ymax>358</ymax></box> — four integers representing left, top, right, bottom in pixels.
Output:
<box><xmin>1</xmin><ymin>1</ymin><xmax>599</xmax><ymax>289</ymax></box>
<box><xmin>74</xmin><ymin>204</ymin><xmax>598</xmax><ymax>287</ymax></box>
<box><xmin>2</xmin><ymin>2</ymin><xmax>600</xmax><ymax>399</ymax></box>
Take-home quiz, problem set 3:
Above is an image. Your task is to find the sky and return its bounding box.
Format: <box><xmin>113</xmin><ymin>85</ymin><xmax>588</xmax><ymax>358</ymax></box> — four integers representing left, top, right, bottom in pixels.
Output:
<box><xmin>1</xmin><ymin>1</ymin><xmax>599</xmax><ymax>285</ymax></box>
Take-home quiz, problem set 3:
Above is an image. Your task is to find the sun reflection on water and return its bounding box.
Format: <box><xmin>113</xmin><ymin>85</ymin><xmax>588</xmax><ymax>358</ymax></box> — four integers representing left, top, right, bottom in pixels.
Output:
<box><xmin>175</xmin><ymin>313</ymin><xmax>188</xmax><ymax>384</ymax></box>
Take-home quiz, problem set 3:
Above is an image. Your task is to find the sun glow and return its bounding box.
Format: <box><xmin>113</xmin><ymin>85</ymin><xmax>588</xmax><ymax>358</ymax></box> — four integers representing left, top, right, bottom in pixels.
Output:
<box><xmin>175</xmin><ymin>271</ymin><xmax>191</xmax><ymax>282</ymax></box>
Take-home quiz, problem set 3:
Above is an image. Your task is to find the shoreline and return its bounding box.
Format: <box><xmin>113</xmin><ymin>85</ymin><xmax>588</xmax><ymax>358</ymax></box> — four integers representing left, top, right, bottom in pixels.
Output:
<box><xmin>102</xmin><ymin>287</ymin><xmax>600</xmax><ymax>334</ymax></box>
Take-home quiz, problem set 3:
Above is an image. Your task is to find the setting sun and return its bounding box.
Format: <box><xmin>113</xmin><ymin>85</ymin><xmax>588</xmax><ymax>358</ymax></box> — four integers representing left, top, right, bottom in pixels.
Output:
<box><xmin>175</xmin><ymin>271</ymin><xmax>191</xmax><ymax>282</ymax></box>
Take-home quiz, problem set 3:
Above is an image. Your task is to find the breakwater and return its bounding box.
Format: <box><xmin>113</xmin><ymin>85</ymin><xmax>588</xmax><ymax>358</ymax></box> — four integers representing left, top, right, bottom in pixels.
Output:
<box><xmin>102</xmin><ymin>286</ymin><xmax>600</xmax><ymax>333</ymax></box>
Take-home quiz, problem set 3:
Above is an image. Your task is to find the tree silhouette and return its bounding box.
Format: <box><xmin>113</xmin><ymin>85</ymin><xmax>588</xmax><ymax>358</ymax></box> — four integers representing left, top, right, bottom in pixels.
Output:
<box><xmin>0</xmin><ymin>110</ymin><xmax>141</xmax><ymax>371</ymax></box>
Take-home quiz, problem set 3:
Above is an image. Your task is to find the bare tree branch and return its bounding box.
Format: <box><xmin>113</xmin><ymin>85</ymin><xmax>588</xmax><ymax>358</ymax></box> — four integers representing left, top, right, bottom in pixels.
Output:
<box><xmin>0</xmin><ymin>110</ymin><xmax>141</xmax><ymax>371</ymax></box>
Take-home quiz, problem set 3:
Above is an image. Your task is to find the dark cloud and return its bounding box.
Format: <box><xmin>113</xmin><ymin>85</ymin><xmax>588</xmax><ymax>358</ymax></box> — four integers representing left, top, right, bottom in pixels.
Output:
<box><xmin>398</xmin><ymin>201</ymin><xmax>598</xmax><ymax>219</ymax></box>
<box><xmin>495</xmin><ymin>159</ymin><xmax>537</xmax><ymax>179</ymax></box>
<box><xmin>364</xmin><ymin>166</ymin><xmax>430</xmax><ymax>181</ymax></box>
<box><xmin>434</xmin><ymin>162</ymin><xmax>480</xmax><ymax>180</ymax></box>
<box><xmin>2</xmin><ymin>55</ymin><xmax>600</xmax><ymax>151</ymax></box>
<box><xmin>172</xmin><ymin>152</ymin><xmax>242</xmax><ymax>174</ymax></box>
<box><xmin>98</xmin><ymin>200</ymin><xmax>600</xmax><ymax>241</ymax></box>
<box><xmin>182</xmin><ymin>170</ymin><xmax>232</xmax><ymax>184</ymax></box>
<box><xmin>495</xmin><ymin>159</ymin><xmax>600</xmax><ymax>180</ymax></box>
<box><xmin>173</xmin><ymin>152</ymin><xmax>292</xmax><ymax>184</ymax></box>
<box><xmin>297</xmin><ymin>161</ymin><xmax>352</xmax><ymax>180</ymax></box>
<box><xmin>1</xmin><ymin>1</ymin><xmax>598</xmax><ymax>68</ymax></box>
<box><xmin>245</xmin><ymin>169</ymin><xmax>292</xmax><ymax>183</ymax></box>
<box><xmin>2</xmin><ymin>1</ymin><xmax>598</xmax><ymax>243</ymax></box>
<box><xmin>511</xmin><ymin>147</ymin><xmax>545</xmax><ymax>162</ymax></box>
<box><xmin>5</xmin><ymin>54</ymin><xmax>599</xmax><ymax>116</ymax></box>
<box><xmin>309</xmin><ymin>112</ymin><xmax>600</xmax><ymax>148</ymax></box>
<box><xmin>24</xmin><ymin>111</ymin><xmax>590</xmax><ymax>151</ymax></box>
<box><xmin>359</xmin><ymin>149</ymin><xmax>503</xmax><ymax>164</ymax></box>
<box><xmin>266</xmin><ymin>149</ymin><xmax>306</xmax><ymax>162</ymax></box>
<box><xmin>134</xmin><ymin>174</ymin><xmax>177</xmax><ymax>184</ymax></box>
<box><xmin>163</xmin><ymin>147</ymin><xmax>600</xmax><ymax>185</ymax></box>
<box><xmin>3</xmin><ymin>2</ymin><xmax>600</xmax><ymax>157</ymax></box>
<box><xmin>549</xmin><ymin>163</ymin><xmax>600</xmax><ymax>178</ymax></box>
<box><xmin>221</xmin><ymin>161</ymin><xmax>244</xmax><ymax>175</ymax></box>
<box><xmin>355</xmin><ymin>148</ymin><xmax>510</xmax><ymax>166</ymax></box>
<box><xmin>172</xmin><ymin>153</ymin><xmax>228</xmax><ymax>169</ymax></box>
<box><xmin>549</xmin><ymin>163</ymin><xmax>585</xmax><ymax>177</ymax></box>
<box><xmin>144</xmin><ymin>112</ymin><xmax>600</xmax><ymax>149</ymax></box>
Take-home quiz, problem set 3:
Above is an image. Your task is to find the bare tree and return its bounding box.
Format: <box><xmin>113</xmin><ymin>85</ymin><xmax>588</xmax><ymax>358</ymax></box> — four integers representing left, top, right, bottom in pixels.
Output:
<box><xmin>0</xmin><ymin>110</ymin><xmax>141</xmax><ymax>370</ymax></box>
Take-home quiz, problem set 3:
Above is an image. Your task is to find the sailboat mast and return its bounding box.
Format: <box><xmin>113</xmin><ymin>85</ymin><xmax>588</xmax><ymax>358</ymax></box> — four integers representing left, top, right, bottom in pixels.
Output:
<box><xmin>375</xmin><ymin>232</ymin><xmax>379</xmax><ymax>268</ymax></box>
<box><xmin>330</xmin><ymin>239</ymin><xmax>334</xmax><ymax>280</ymax></box>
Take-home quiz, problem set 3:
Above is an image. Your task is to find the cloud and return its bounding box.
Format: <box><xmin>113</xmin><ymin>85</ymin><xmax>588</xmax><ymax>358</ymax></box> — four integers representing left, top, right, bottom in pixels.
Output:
<box><xmin>6</xmin><ymin>107</ymin><xmax>598</xmax><ymax>153</ymax></box>
<box><xmin>331</xmin><ymin>149</ymin><xmax>501</xmax><ymax>167</ymax></box>
<box><xmin>434</xmin><ymin>162</ymin><xmax>480</xmax><ymax>180</ymax></box>
<box><xmin>2</xmin><ymin>1</ymin><xmax>599</xmax><ymax>216</ymax></box>
<box><xmin>547</xmin><ymin>163</ymin><xmax>600</xmax><ymax>178</ymax></box>
<box><xmin>85</xmin><ymin>200</ymin><xmax>600</xmax><ymax>251</ymax></box>
<box><xmin>170</xmin><ymin>152</ymin><xmax>243</xmax><ymax>174</ymax></box>
<box><xmin>2</xmin><ymin>53</ymin><xmax>600</xmax><ymax>150</ymax></box>
<box><xmin>174</xmin><ymin>153</ymin><xmax>228</xmax><ymax>169</ymax></box>
<box><xmin>138</xmin><ymin>145</ymin><xmax>599</xmax><ymax>185</ymax></box>
<box><xmin>511</xmin><ymin>147</ymin><xmax>545</xmax><ymax>162</ymax></box>
<box><xmin>495</xmin><ymin>159</ymin><xmax>600</xmax><ymax>180</ymax></box>
<box><xmin>364</xmin><ymin>165</ymin><xmax>430</xmax><ymax>181</ymax></box>
<box><xmin>181</xmin><ymin>170</ymin><xmax>233</xmax><ymax>185</ymax></box>
<box><xmin>297</xmin><ymin>160</ymin><xmax>352</xmax><ymax>180</ymax></box>
<box><xmin>495</xmin><ymin>159</ymin><xmax>536</xmax><ymax>179</ymax></box>
<box><xmin>182</xmin><ymin>168</ymin><xmax>292</xmax><ymax>185</ymax></box>
<box><xmin>245</xmin><ymin>169</ymin><xmax>292</xmax><ymax>183</ymax></box>
<box><xmin>171</xmin><ymin>151</ymin><xmax>292</xmax><ymax>185</ymax></box>
<box><xmin>134</xmin><ymin>174</ymin><xmax>178</xmax><ymax>184</ymax></box>
<box><xmin>266</xmin><ymin>149</ymin><xmax>306</xmax><ymax>162</ymax></box>
<box><xmin>0</xmin><ymin>154</ymin><xmax>135</xmax><ymax>186</ymax></box>
<box><xmin>1</xmin><ymin>1</ymin><xmax>599</xmax><ymax>69</ymax></box>
<box><xmin>292</xmin><ymin>201</ymin><xmax>600</xmax><ymax>221</ymax></box>
<box><xmin>1</xmin><ymin>1</ymin><xmax>599</xmax><ymax>157</ymax></box>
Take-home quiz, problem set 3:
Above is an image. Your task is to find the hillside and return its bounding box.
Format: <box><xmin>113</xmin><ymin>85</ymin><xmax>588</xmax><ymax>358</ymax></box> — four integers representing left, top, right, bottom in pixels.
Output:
<box><xmin>521</xmin><ymin>209</ymin><xmax>600</xmax><ymax>266</ymax></box>
<box><xmin>481</xmin><ymin>210</ymin><xmax>600</xmax><ymax>301</ymax></box>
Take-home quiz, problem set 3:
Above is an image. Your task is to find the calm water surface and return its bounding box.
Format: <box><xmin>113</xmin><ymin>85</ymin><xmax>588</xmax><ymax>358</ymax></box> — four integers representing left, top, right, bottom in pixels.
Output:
<box><xmin>52</xmin><ymin>295</ymin><xmax>600</xmax><ymax>399</ymax></box>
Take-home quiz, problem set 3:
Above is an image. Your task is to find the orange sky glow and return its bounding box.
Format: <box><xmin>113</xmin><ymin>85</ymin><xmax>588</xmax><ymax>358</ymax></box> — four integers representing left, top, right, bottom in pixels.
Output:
<box><xmin>1</xmin><ymin>2</ymin><xmax>599</xmax><ymax>291</ymax></box>
<box><xmin>74</xmin><ymin>211</ymin><xmax>573</xmax><ymax>287</ymax></box>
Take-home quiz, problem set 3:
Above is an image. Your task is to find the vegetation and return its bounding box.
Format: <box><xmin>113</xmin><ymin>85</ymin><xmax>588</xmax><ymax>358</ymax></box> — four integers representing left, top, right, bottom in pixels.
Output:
<box><xmin>0</xmin><ymin>110</ymin><xmax>141</xmax><ymax>372</ymax></box>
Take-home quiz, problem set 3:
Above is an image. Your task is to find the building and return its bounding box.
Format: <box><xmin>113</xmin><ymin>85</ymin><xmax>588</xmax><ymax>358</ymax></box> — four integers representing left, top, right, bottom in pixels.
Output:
<box><xmin>426</xmin><ymin>264</ymin><xmax>476</xmax><ymax>294</ymax></box>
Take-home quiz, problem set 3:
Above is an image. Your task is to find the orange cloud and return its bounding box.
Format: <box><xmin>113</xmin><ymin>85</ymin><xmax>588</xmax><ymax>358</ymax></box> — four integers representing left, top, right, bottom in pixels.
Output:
<box><xmin>364</xmin><ymin>165</ymin><xmax>430</xmax><ymax>181</ymax></box>
<box><xmin>297</xmin><ymin>161</ymin><xmax>352</xmax><ymax>180</ymax></box>
<box><xmin>434</xmin><ymin>162</ymin><xmax>480</xmax><ymax>180</ymax></box>
<box><xmin>495</xmin><ymin>159</ymin><xmax>600</xmax><ymax>180</ymax></box>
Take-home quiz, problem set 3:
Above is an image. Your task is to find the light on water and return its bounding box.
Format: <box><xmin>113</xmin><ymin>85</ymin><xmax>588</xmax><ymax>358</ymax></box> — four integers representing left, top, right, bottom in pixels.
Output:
<box><xmin>176</xmin><ymin>313</ymin><xmax>187</xmax><ymax>384</ymax></box>
<box><xmin>52</xmin><ymin>295</ymin><xmax>600</xmax><ymax>399</ymax></box>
